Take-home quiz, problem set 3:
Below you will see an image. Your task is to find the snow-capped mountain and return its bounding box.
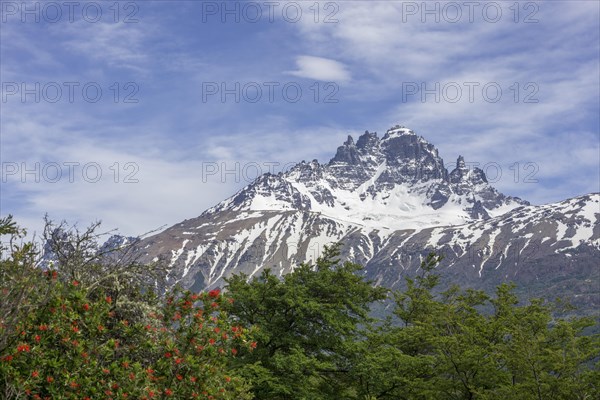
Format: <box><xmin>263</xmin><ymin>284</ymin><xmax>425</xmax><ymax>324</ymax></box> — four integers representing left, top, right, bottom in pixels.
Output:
<box><xmin>208</xmin><ymin>126</ymin><xmax>527</xmax><ymax>227</ymax></box>
<box><xmin>131</xmin><ymin>125</ymin><xmax>598</xmax><ymax>313</ymax></box>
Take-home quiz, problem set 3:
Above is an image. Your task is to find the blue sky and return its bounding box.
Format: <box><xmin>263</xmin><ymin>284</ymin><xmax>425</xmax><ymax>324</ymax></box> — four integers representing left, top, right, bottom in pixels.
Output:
<box><xmin>1</xmin><ymin>0</ymin><xmax>599</xmax><ymax>237</ymax></box>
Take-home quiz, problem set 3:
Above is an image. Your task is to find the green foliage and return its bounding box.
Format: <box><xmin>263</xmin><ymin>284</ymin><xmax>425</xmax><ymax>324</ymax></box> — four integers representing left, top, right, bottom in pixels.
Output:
<box><xmin>351</xmin><ymin>254</ymin><xmax>600</xmax><ymax>400</ymax></box>
<box><xmin>224</xmin><ymin>243</ymin><xmax>388</xmax><ymax>399</ymax></box>
<box><xmin>0</xmin><ymin>215</ymin><xmax>49</xmax><ymax>356</ymax></box>
<box><xmin>2</xmin><ymin>218</ymin><xmax>598</xmax><ymax>399</ymax></box>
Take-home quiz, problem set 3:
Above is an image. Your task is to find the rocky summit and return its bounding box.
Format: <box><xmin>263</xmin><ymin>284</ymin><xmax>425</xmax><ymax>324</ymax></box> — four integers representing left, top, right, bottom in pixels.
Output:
<box><xmin>208</xmin><ymin>125</ymin><xmax>528</xmax><ymax>224</ymax></box>
<box><xmin>122</xmin><ymin>125</ymin><xmax>598</xmax><ymax>314</ymax></box>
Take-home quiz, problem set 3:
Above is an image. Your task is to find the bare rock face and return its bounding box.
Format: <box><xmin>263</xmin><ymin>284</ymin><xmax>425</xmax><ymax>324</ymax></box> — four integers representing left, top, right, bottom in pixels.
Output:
<box><xmin>121</xmin><ymin>125</ymin><xmax>598</xmax><ymax>316</ymax></box>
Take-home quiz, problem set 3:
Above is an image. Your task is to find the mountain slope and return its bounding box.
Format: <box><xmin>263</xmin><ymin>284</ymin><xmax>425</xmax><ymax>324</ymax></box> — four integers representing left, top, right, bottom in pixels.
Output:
<box><xmin>132</xmin><ymin>125</ymin><xmax>599</xmax><ymax>313</ymax></box>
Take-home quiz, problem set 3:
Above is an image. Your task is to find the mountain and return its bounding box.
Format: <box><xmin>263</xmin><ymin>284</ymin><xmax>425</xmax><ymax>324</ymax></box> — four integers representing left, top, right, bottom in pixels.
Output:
<box><xmin>131</xmin><ymin>125</ymin><xmax>599</xmax><ymax>313</ymax></box>
<box><xmin>208</xmin><ymin>126</ymin><xmax>527</xmax><ymax>225</ymax></box>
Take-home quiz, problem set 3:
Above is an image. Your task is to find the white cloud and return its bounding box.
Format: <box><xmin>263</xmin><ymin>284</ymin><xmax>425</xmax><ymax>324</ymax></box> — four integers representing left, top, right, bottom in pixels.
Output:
<box><xmin>287</xmin><ymin>55</ymin><xmax>351</xmax><ymax>82</ymax></box>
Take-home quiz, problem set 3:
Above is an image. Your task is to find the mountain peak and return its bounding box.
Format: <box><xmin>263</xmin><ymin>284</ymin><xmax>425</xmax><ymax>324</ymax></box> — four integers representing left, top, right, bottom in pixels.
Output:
<box><xmin>331</xmin><ymin>134</ymin><xmax>361</xmax><ymax>165</ymax></box>
<box><xmin>356</xmin><ymin>130</ymin><xmax>379</xmax><ymax>150</ymax></box>
<box><xmin>210</xmin><ymin>123</ymin><xmax>528</xmax><ymax>223</ymax></box>
<box><xmin>384</xmin><ymin>125</ymin><xmax>415</xmax><ymax>138</ymax></box>
<box><xmin>449</xmin><ymin>155</ymin><xmax>487</xmax><ymax>185</ymax></box>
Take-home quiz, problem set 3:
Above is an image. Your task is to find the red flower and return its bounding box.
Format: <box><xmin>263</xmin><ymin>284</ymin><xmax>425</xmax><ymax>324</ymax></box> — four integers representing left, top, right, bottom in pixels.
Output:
<box><xmin>208</xmin><ymin>289</ymin><xmax>220</xmax><ymax>298</ymax></box>
<box><xmin>34</xmin><ymin>335</ymin><xmax>41</xmax><ymax>342</ymax></box>
<box><xmin>106</xmin><ymin>296</ymin><xmax>112</xmax><ymax>303</ymax></box>
<box><xmin>46</xmin><ymin>376</ymin><xmax>54</xmax><ymax>383</ymax></box>
<box><xmin>231</xmin><ymin>348</ymin><xmax>238</xmax><ymax>355</ymax></box>
<box><xmin>72</xmin><ymin>280</ymin><xmax>79</xmax><ymax>286</ymax></box>
<box><xmin>164</xmin><ymin>388</ymin><xmax>173</xmax><ymax>396</ymax></box>
<box><xmin>209</xmin><ymin>338</ymin><xmax>216</xmax><ymax>345</ymax></box>
<box><xmin>164</xmin><ymin>352</ymin><xmax>172</xmax><ymax>358</ymax></box>
<box><xmin>82</xmin><ymin>303</ymin><xmax>90</xmax><ymax>311</ymax></box>
<box><xmin>31</xmin><ymin>370</ymin><xmax>39</xmax><ymax>378</ymax></box>
<box><xmin>17</xmin><ymin>343</ymin><xmax>30</xmax><ymax>352</ymax></box>
<box><xmin>250</xmin><ymin>341</ymin><xmax>257</xmax><ymax>349</ymax></box>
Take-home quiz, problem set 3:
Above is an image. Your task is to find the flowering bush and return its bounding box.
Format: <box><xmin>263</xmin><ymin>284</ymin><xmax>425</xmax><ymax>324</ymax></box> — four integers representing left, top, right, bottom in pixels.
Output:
<box><xmin>0</xmin><ymin>273</ymin><xmax>254</xmax><ymax>399</ymax></box>
<box><xmin>0</xmin><ymin>216</ymin><xmax>256</xmax><ymax>399</ymax></box>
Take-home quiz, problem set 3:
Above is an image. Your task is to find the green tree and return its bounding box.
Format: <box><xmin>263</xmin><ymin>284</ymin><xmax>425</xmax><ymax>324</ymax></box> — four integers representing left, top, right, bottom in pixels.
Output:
<box><xmin>352</xmin><ymin>253</ymin><xmax>600</xmax><ymax>400</ymax></box>
<box><xmin>225</xmin><ymin>243</ymin><xmax>388</xmax><ymax>399</ymax></box>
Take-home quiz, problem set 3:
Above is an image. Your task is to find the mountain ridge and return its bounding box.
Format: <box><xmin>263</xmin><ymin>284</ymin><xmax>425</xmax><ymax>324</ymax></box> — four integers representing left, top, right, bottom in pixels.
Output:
<box><xmin>68</xmin><ymin>125</ymin><xmax>600</xmax><ymax>314</ymax></box>
<box><xmin>206</xmin><ymin>125</ymin><xmax>529</xmax><ymax>228</ymax></box>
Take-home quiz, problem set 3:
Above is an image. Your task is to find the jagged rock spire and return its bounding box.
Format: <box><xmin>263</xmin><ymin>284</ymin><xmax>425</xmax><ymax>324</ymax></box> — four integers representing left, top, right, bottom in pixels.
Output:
<box><xmin>456</xmin><ymin>155</ymin><xmax>467</xmax><ymax>170</ymax></box>
<box><xmin>449</xmin><ymin>155</ymin><xmax>487</xmax><ymax>185</ymax></box>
